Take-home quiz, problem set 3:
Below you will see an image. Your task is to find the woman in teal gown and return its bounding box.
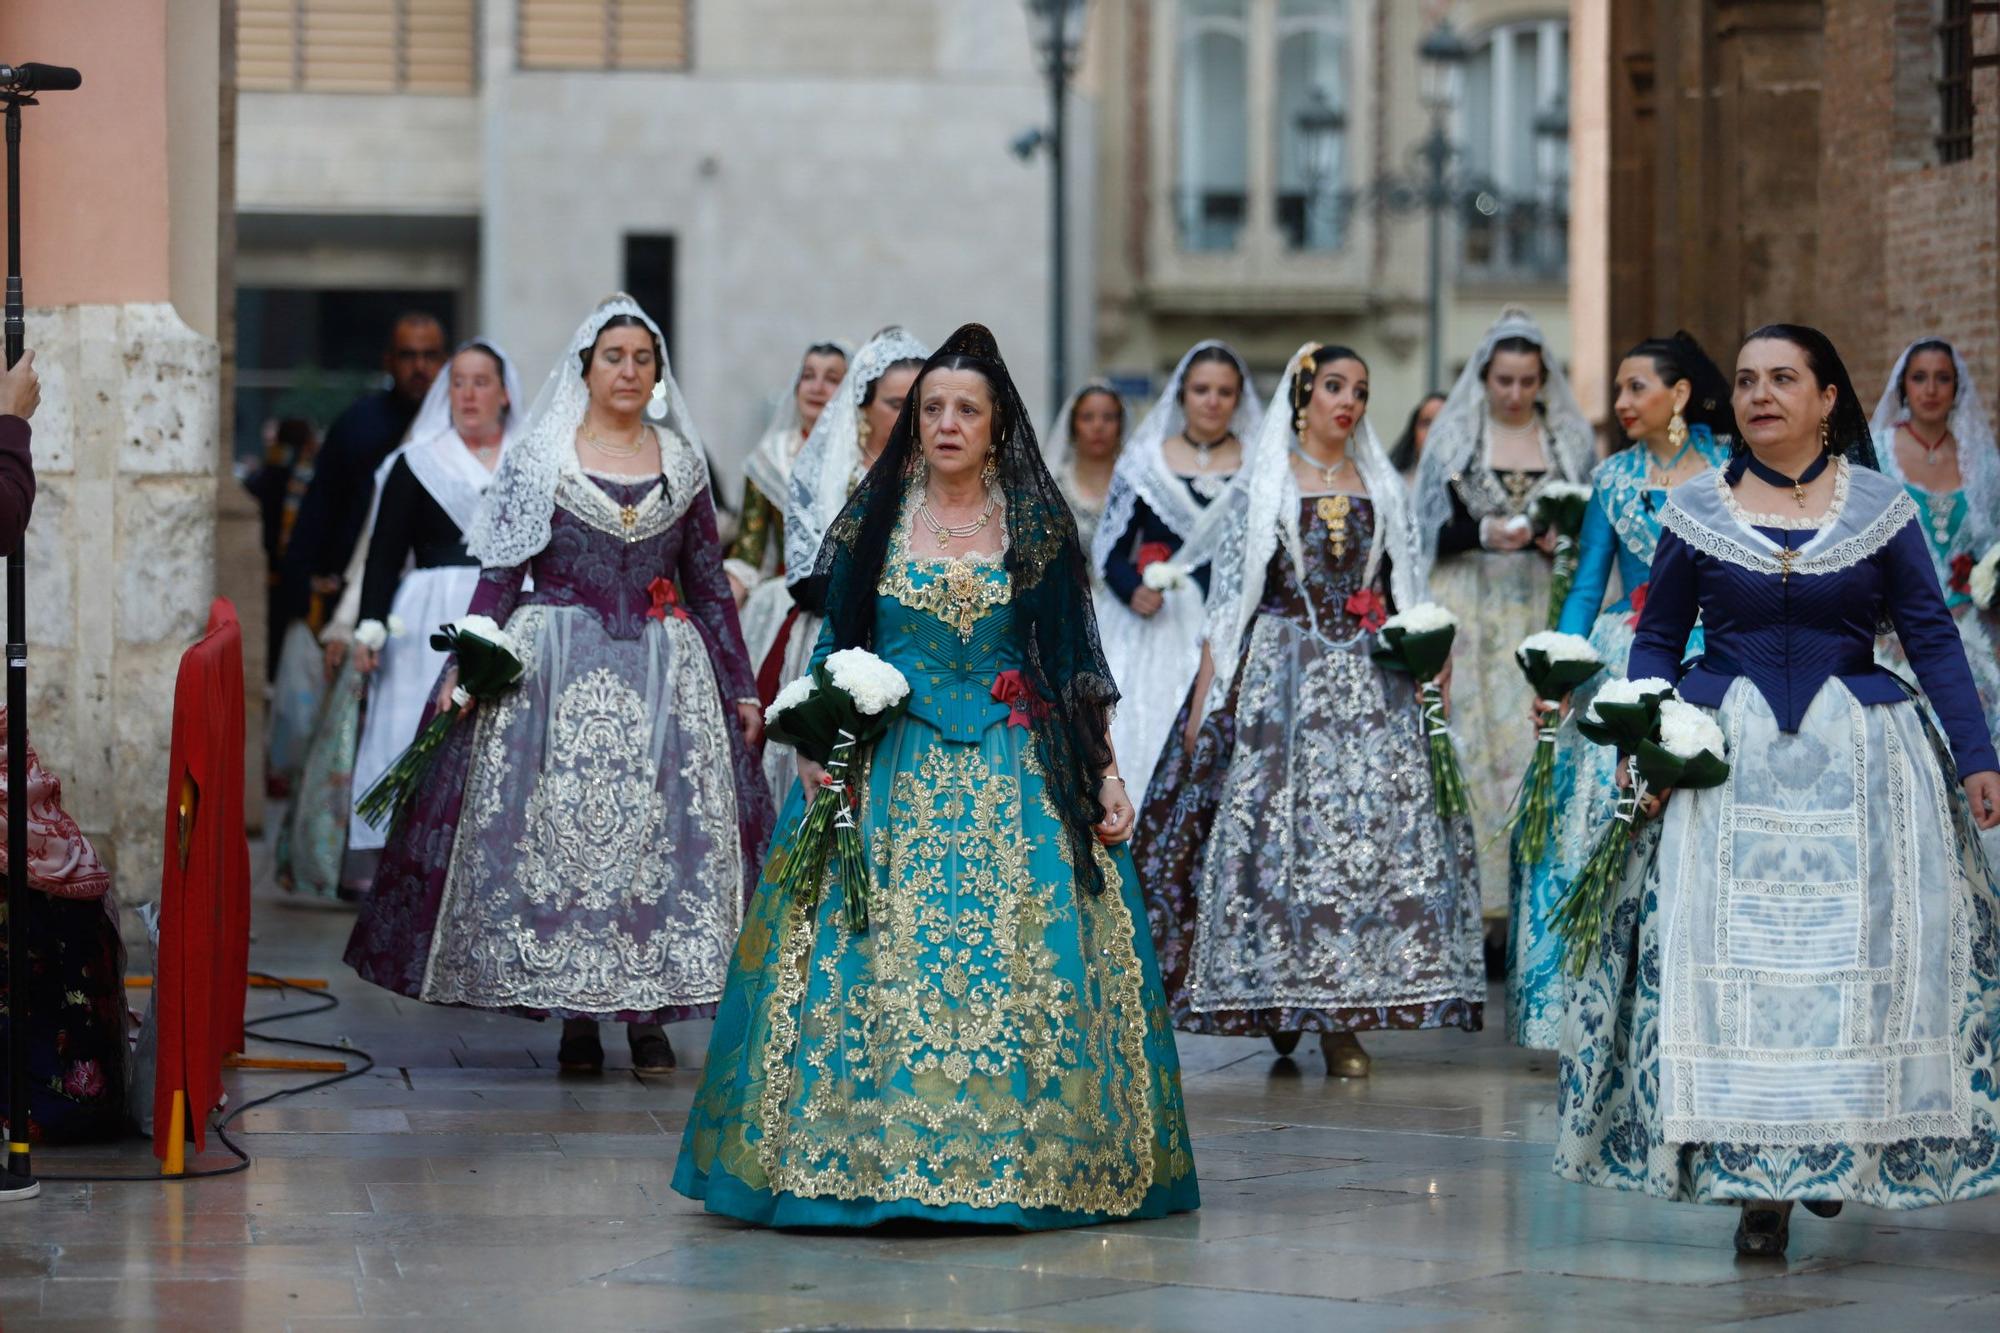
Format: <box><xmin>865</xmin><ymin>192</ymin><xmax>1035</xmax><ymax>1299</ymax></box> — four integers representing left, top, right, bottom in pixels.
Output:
<box><xmin>674</xmin><ymin>324</ymin><xmax>1199</xmax><ymax>1229</ymax></box>
<box><xmin>1508</xmin><ymin>334</ymin><xmax>1734</xmax><ymax>1048</ymax></box>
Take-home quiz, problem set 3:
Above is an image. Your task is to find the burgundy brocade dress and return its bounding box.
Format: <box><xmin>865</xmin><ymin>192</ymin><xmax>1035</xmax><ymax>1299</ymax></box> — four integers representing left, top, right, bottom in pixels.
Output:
<box><xmin>345</xmin><ymin>470</ymin><xmax>774</xmax><ymax>1023</ymax></box>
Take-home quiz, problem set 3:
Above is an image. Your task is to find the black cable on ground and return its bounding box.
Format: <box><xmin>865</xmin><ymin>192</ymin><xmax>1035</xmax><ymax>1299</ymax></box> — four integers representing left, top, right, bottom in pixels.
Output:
<box><xmin>37</xmin><ymin>971</ymin><xmax>376</xmax><ymax>1184</ymax></box>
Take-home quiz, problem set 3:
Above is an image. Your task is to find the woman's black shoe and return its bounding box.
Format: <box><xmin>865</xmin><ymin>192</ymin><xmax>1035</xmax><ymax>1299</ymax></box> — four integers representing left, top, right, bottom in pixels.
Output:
<box><xmin>557</xmin><ymin>1021</ymin><xmax>604</xmax><ymax>1074</ymax></box>
<box><xmin>1269</xmin><ymin>1031</ymin><xmax>1302</xmax><ymax>1056</ymax></box>
<box><xmin>628</xmin><ymin>1024</ymin><xmax>676</xmax><ymax>1073</ymax></box>
<box><xmin>1801</xmin><ymin>1199</ymin><xmax>1843</xmax><ymax>1219</ymax></box>
<box><xmin>1734</xmin><ymin>1201</ymin><xmax>1792</xmax><ymax>1257</ymax></box>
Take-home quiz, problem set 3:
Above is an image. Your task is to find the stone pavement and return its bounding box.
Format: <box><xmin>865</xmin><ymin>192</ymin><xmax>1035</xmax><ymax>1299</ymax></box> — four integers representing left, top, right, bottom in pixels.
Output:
<box><xmin>4</xmin><ymin>884</ymin><xmax>2000</xmax><ymax>1330</ymax></box>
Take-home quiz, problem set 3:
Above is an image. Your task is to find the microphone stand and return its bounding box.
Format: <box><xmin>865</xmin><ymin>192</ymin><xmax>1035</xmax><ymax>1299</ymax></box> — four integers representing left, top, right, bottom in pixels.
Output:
<box><xmin>3</xmin><ymin>78</ymin><xmax>39</xmax><ymax>1204</ymax></box>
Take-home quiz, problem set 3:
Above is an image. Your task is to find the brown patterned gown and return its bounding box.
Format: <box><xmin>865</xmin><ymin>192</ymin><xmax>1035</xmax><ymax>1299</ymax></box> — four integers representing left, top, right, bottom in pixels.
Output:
<box><xmin>1134</xmin><ymin>494</ymin><xmax>1485</xmax><ymax>1035</ymax></box>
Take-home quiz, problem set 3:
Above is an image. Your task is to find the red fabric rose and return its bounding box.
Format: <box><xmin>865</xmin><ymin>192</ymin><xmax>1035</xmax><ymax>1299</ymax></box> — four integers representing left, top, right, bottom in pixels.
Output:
<box><xmin>1626</xmin><ymin>581</ymin><xmax>1649</xmax><ymax>627</ymax></box>
<box><xmin>647</xmin><ymin>576</ymin><xmax>690</xmax><ymax>622</ymax></box>
<box><xmin>1344</xmin><ymin>587</ymin><xmax>1388</xmax><ymax>632</ymax></box>
<box><xmin>1951</xmin><ymin>553</ymin><xmax>1975</xmax><ymax>595</ymax></box>
<box><xmin>990</xmin><ymin>669</ymin><xmax>1047</xmax><ymax>729</ymax></box>
<box><xmin>1135</xmin><ymin>542</ymin><xmax>1173</xmax><ymax>572</ymax></box>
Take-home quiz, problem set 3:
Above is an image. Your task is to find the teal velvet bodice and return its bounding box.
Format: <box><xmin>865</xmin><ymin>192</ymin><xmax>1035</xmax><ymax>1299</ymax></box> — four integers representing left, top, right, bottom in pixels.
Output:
<box><xmin>813</xmin><ymin>553</ymin><xmax>1019</xmax><ymax>742</ymax></box>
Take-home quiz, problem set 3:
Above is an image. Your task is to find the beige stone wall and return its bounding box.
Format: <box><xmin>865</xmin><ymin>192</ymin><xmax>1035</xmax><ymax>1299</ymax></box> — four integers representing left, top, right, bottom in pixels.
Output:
<box><xmin>23</xmin><ymin>304</ymin><xmax>222</xmax><ymax>898</ymax></box>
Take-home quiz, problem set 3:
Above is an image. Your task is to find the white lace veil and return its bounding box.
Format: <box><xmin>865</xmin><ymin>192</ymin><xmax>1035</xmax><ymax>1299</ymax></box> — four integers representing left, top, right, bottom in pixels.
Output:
<box><xmin>742</xmin><ymin>337</ymin><xmax>854</xmax><ymax>504</ymax></box>
<box><xmin>782</xmin><ymin>326</ymin><xmax>930</xmax><ymax>585</ymax></box>
<box><xmin>399</xmin><ymin>339</ymin><xmax>525</xmax><ymax>533</ymax></box>
<box><xmin>1091</xmin><ymin>340</ymin><xmax>1264</xmax><ymax>573</ymax></box>
<box><xmin>1870</xmin><ymin>337</ymin><xmax>2000</xmax><ymax>550</ymax></box>
<box><xmin>1181</xmin><ymin>343</ymin><xmax>1426</xmax><ymax>716</ymax></box>
<box><xmin>1411</xmin><ymin>307</ymin><xmax>1596</xmax><ymax>563</ymax></box>
<box><xmin>465</xmin><ymin>294</ymin><xmax>704</xmax><ymax>569</ymax></box>
<box><xmin>1042</xmin><ymin>379</ymin><xmax>1125</xmax><ymax>469</ymax></box>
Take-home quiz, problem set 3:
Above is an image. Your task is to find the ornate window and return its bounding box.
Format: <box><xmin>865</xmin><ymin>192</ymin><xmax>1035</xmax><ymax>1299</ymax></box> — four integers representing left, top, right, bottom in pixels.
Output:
<box><xmin>1176</xmin><ymin>0</ymin><xmax>1250</xmax><ymax>252</ymax></box>
<box><xmin>1273</xmin><ymin>0</ymin><xmax>1350</xmax><ymax>251</ymax></box>
<box><xmin>1460</xmin><ymin>17</ymin><xmax>1569</xmax><ymax>282</ymax></box>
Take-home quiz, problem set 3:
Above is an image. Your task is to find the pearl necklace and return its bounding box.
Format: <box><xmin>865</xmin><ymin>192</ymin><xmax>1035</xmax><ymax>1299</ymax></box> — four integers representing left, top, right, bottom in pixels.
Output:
<box><xmin>917</xmin><ymin>487</ymin><xmax>998</xmax><ymax>547</ymax></box>
<box><xmin>581</xmin><ymin>419</ymin><xmax>647</xmax><ymax>459</ymax></box>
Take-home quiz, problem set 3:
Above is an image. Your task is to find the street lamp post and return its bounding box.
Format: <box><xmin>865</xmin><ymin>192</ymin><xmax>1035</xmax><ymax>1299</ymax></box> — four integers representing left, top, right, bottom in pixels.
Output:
<box><xmin>1024</xmin><ymin>0</ymin><xmax>1087</xmax><ymax>415</ymax></box>
<box><xmin>1415</xmin><ymin>20</ymin><xmax>1470</xmax><ymax>393</ymax></box>
<box><xmin>1292</xmin><ymin>87</ymin><xmax>1346</xmax><ymax>251</ymax></box>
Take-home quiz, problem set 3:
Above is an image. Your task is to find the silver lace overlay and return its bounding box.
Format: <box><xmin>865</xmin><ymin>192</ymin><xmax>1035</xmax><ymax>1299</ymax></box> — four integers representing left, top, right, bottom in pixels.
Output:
<box><xmin>1185</xmin><ymin>613</ymin><xmax>1484</xmax><ymax>1013</ymax></box>
<box><xmin>419</xmin><ymin>604</ymin><xmax>745</xmax><ymax>1013</ymax></box>
<box><xmin>1656</xmin><ymin>676</ymin><xmax>1972</xmax><ymax>1146</ymax></box>
<box><xmin>466</xmin><ymin>295</ymin><xmax>707</xmax><ymax>570</ymax></box>
<box><xmin>1869</xmin><ymin>337</ymin><xmax>2000</xmax><ymax>555</ymax></box>
<box><xmin>1179</xmin><ymin>343</ymin><xmax>1428</xmax><ymax>716</ymax></box>
<box><xmin>1090</xmin><ymin>341</ymin><xmax>1263</xmax><ymax>575</ymax></box>
<box><xmin>1412</xmin><ymin>307</ymin><xmax>1596</xmax><ymax>565</ymax></box>
<box><xmin>783</xmin><ymin>327</ymin><xmax>931</xmax><ymax>585</ymax></box>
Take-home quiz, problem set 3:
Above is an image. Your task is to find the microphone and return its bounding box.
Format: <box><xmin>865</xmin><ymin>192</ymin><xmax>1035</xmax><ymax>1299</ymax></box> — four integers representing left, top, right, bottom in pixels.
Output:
<box><xmin>0</xmin><ymin>65</ymin><xmax>82</xmax><ymax>94</ymax></box>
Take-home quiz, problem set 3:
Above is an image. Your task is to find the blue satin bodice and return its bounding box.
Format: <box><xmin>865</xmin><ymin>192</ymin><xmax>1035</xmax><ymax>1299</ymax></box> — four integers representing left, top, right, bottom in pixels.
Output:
<box><xmin>1557</xmin><ymin>428</ymin><xmax>1731</xmax><ymax>634</ymax></box>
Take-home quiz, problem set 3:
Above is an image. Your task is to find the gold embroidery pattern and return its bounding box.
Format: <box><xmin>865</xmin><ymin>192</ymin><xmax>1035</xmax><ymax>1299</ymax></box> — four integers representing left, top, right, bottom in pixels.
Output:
<box><xmin>877</xmin><ymin>557</ymin><xmax>1013</xmax><ymax>642</ymax></box>
<box><xmin>752</xmin><ymin>742</ymin><xmax>1160</xmax><ymax>1214</ymax></box>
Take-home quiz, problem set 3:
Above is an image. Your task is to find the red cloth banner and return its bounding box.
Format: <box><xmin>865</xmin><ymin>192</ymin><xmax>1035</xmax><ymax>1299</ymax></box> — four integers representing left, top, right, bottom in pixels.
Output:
<box><xmin>151</xmin><ymin>599</ymin><xmax>250</xmax><ymax>1162</ymax></box>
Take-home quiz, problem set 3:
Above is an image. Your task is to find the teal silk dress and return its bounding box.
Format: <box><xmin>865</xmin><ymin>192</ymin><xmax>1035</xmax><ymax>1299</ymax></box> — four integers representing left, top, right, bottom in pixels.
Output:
<box><xmin>1507</xmin><ymin>430</ymin><xmax>1730</xmax><ymax>1048</ymax></box>
<box><xmin>673</xmin><ymin>519</ymin><xmax>1200</xmax><ymax>1229</ymax></box>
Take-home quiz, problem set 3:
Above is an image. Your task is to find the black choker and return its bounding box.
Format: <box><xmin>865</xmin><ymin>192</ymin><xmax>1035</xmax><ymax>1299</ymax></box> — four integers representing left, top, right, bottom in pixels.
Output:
<box><xmin>1727</xmin><ymin>449</ymin><xmax>1831</xmax><ymax>508</ymax></box>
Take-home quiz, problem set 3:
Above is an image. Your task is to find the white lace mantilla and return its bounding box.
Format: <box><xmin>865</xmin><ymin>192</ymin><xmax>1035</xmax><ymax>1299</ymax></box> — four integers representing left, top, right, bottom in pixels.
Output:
<box><xmin>1656</xmin><ymin>676</ymin><xmax>1971</xmax><ymax>1145</ymax></box>
<box><xmin>1661</xmin><ymin>459</ymin><xmax>1917</xmax><ymax>578</ymax></box>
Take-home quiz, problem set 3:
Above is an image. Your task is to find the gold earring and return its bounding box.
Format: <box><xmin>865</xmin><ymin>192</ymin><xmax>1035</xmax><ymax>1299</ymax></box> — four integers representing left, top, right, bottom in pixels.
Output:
<box><xmin>856</xmin><ymin>417</ymin><xmax>871</xmax><ymax>451</ymax></box>
<box><xmin>1819</xmin><ymin>416</ymin><xmax>1831</xmax><ymax>451</ymax></box>
<box><xmin>1295</xmin><ymin>409</ymin><xmax>1308</xmax><ymax>436</ymax></box>
<box><xmin>981</xmin><ymin>451</ymin><xmax>998</xmax><ymax>486</ymax></box>
<box><xmin>1667</xmin><ymin>410</ymin><xmax>1688</xmax><ymax>453</ymax></box>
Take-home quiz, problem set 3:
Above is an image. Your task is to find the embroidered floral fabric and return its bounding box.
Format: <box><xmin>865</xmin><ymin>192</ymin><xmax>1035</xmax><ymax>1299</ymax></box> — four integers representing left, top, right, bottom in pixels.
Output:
<box><xmin>1135</xmin><ymin>497</ymin><xmax>1484</xmax><ymax>1035</ymax></box>
<box><xmin>346</xmin><ymin>473</ymin><xmax>774</xmax><ymax>1021</ymax></box>
<box><xmin>674</xmin><ymin>536</ymin><xmax>1198</xmax><ymax>1227</ymax></box>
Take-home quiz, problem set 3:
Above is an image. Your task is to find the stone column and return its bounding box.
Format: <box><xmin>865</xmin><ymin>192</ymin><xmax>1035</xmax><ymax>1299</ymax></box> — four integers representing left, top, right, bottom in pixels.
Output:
<box><xmin>0</xmin><ymin>0</ymin><xmax>228</xmax><ymax>905</ymax></box>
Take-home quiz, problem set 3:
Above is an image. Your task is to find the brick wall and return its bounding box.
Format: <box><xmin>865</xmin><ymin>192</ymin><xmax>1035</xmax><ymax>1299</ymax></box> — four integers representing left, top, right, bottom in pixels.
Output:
<box><xmin>1874</xmin><ymin>7</ymin><xmax>1999</xmax><ymax>413</ymax></box>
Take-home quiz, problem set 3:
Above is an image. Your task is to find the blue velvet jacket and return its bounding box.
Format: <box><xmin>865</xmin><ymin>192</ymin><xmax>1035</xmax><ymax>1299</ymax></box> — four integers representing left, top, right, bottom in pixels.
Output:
<box><xmin>1629</xmin><ymin>459</ymin><xmax>1998</xmax><ymax>778</ymax></box>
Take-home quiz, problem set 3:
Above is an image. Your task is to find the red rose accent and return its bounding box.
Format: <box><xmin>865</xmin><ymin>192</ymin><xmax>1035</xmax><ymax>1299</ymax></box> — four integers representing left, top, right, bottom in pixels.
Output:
<box><xmin>647</xmin><ymin>576</ymin><xmax>690</xmax><ymax>622</ymax></box>
<box><xmin>1344</xmin><ymin>587</ymin><xmax>1388</xmax><ymax>632</ymax></box>
<box><xmin>1135</xmin><ymin>542</ymin><xmax>1173</xmax><ymax>572</ymax></box>
<box><xmin>990</xmin><ymin>669</ymin><xmax>1047</xmax><ymax>729</ymax></box>
<box><xmin>1951</xmin><ymin>553</ymin><xmax>1975</xmax><ymax>594</ymax></box>
<box><xmin>1626</xmin><ymin>581</ymin><xmax>1649</xmax><ymax>627</ymax></box>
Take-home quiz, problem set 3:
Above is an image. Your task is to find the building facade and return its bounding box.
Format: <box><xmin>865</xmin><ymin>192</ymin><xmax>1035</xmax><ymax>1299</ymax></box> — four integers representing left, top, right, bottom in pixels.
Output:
<box><xmin>1084</xmin><ymin>0</ymin><xmax>1578</xmax><ymax>421</ymax></box>
<box><xmin>234</xmin><ymin>0</ymin><xmax>1071</xmax><ymax>498</ymax></box>
<box><xmin>0</xmin><ymin>0</ymin><xmax>231</xmax><ymax>900</ymax></box>
<box><xmin>1592</xmin><ymin>0</ymin><xmax>2000</xmax><ymax>415</ymax></box>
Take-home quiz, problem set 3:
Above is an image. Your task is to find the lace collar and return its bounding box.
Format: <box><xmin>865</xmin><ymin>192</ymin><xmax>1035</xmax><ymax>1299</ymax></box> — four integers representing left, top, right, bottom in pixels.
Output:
<box><xmin>1593</xmin><ymin>431</ymin><xmax>1732</xmax><ymax>563</ymax></box>
<box><xmin>555</xmin><ymin>427</ymin><xmax>706</xmax><ymax>545</ymax></box>
<box><xmin>1662</xmin><ymin>458</ymin><xmax>1914</xmax><ymax>577</ymax></box>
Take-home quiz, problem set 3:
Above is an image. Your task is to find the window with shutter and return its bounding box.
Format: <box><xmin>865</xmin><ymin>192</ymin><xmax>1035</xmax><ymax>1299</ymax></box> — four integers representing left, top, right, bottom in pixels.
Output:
<box><xmin>518</xmin><ymin>0</ymin><xmax>690</xmax><ymax>72</ymax></box>
<box><xmin>237</xmin><ymin>0</ymin><xmax>477</xmax><ymax>94</ymax></box>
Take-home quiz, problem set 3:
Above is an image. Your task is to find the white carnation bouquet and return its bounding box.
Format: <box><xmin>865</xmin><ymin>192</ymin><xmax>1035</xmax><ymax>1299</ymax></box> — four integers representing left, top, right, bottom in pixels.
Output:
<box><xmin>1555</xmin><ymin>688</ymin><xmax>1730</xmax><ymax>973</ymax></box>
<box><xmin>1508</xmin><ymin>631</ymin><xmax>1606</xmax><ymax>862</ymax></box>
<box><xmin>1971</xmin><ymin>544</ymin><xmax>2000</xmax><ymax>611</ymax></box>
<box><xmin>351</xmin><ymin>615</ymin><xmax>409</xmax><ymax>652</ymax></box>
<box><xmin>1531</xmin><ymin>482</ymin><xmax>1594</xmax><ymax>627</ymax></box>
<box><xmin>1371</xmin><ymin>602</ymin><xmax>1470</xmax><ymax>817</ymax></box>
<box><xmin>355</xmin><ymin>614</ymin><xmax>526</xmax><ymax>829</ymax></box>
<box><xmin>1141</xmin><ymin>560</ymin><xmax>1191</xmax><ymax>592</ymax></box>
<box><xmin>764</xmin><ymin>647</ymin><xmax>913</xmax><ymax>931</ymax></box>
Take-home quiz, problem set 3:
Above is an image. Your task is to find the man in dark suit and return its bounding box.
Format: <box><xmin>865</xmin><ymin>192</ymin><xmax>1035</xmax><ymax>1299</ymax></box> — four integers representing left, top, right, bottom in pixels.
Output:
<box><xmin>274</xmin><ymin>313</ymin><xmax>447</xmax><ymax>635</ymax></box>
